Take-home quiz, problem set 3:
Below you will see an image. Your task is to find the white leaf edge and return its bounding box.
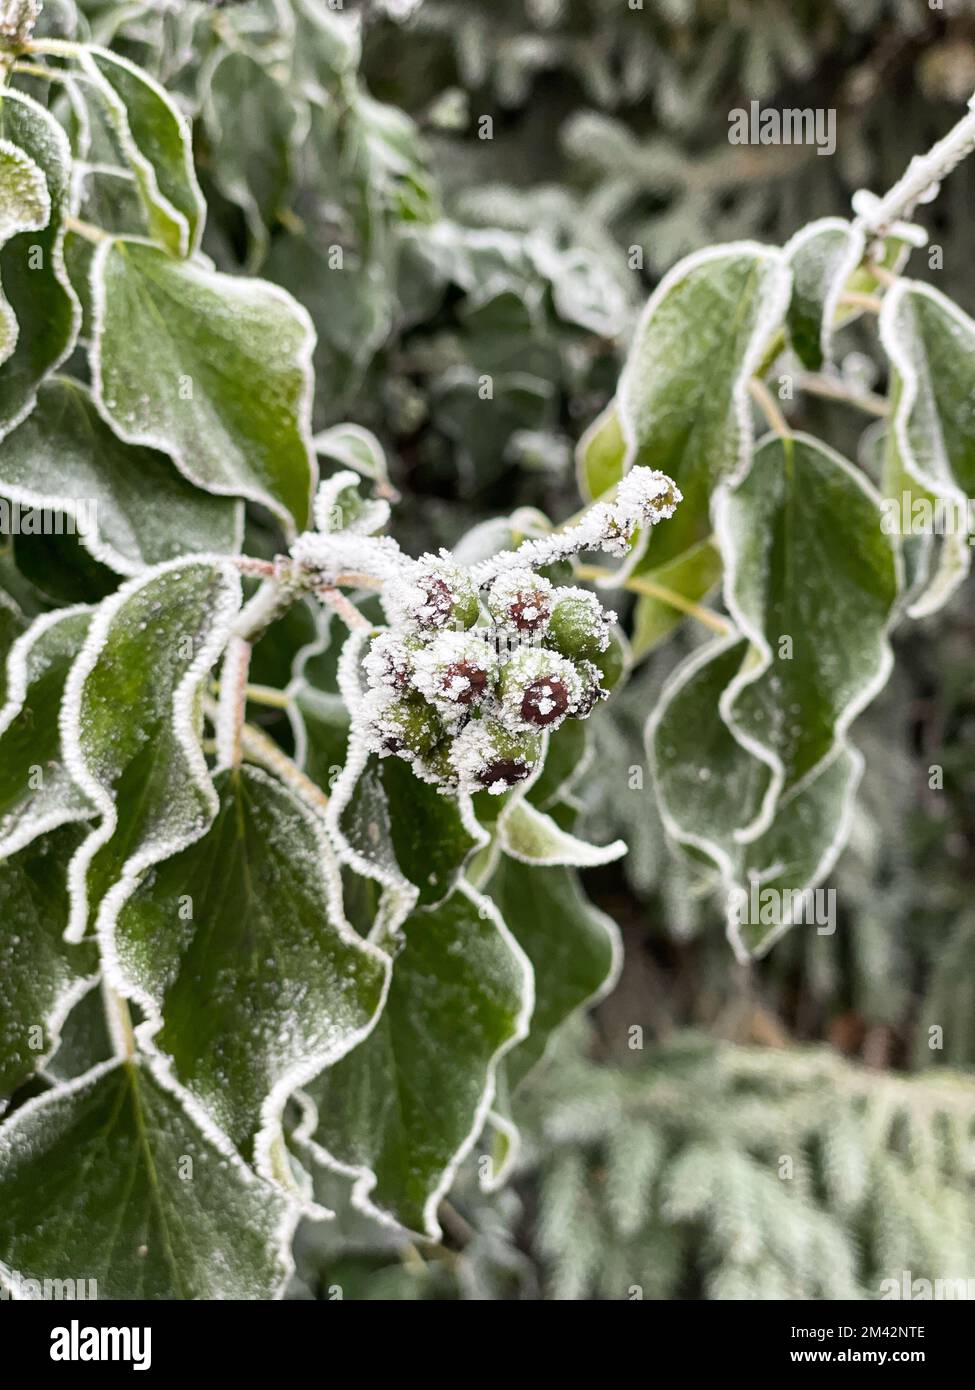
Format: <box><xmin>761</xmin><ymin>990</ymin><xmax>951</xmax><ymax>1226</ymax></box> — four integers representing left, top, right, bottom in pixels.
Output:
<box><xmin>0</xmin><ymin>1054</ymin><xmax>301</xmax><ymax>1300</ymax></box>
<box><xmin>497</xmin><ymin>797</ymin><xmax>626</xmax><ymax>867</ymax></box>
<box><xmin>713</xmin><ymin>429</ymin><xmax>901</xmax><ymax>845</ymax></box>
<box><xmin>104</xmin><ymin>761</ymin><xmax>392</xmax><ymax>1215</ymax></box>
<box><xmin>78</xmin><ymin>45</ymin><xmax>205</xmax><ymax>259</ymax></box>
<box><xmin>611</xmin><ymin>240</ymin><xmax>792</xmax><ymax>587</ymax></box>
<box><xmin>879</xmin><ymin>277</ymin><xmax>975</xmax><ymax>618</ymax></box>
<box><xmin>0</xmin><ymin>604</ymin><xmax>94</xmax><ymax>861</ymax></box>
<box><xmin>87</xmin><ymin>234</ymin><xmax>318</xmax><ymax>539</ymax></box>
<box><xmin>646</xmin><ymin>636</ymin><xmax>866</xmax><ymax>963</ymax></box>
<box><xmin>295</xmin><ymin>876</ymin><xmax>535</xmax><ymax>1242</ymax></box>
<box><xmin>0</xmin><ymin>380</ymin><xmax>246</xmax><ymax>577</ymax></box>
<box><xmin>0</xmin><ymin>91</ymin><xmax>83</xmax><ymax>442</ymax></box>
<box><xmin>59</xmin><ymin>554</ymin><xmax>242</xmax><ymax>945</ymax></box>
<box><xmin>783</xmin><ymin>216</ymin><xmax>866</xmax><ymax>366</ymax></box>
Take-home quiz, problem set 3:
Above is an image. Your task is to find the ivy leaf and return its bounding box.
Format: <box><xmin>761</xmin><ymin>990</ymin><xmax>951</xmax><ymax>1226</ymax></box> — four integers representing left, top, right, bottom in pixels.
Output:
<box><xmin>0</xmin><ymin>378</ymin><xmax>242</xmax><ymax>575</ymax></box>
<box><xmin>61</xmin><ymin>558</ymin><xmax>241</xmax><ymax>942</ymax></box>
<box><xmin>44</xmin><ymin>979</ymin><xmax>113</xmax><ymax>1086</ymax></box>
<box><xmin>716</xmin><ymin>433</ymin><xmax>899</xmax><ymax>817</ymax></box>
<box><xmin>79</xmin><ymin>47</ymin><xmax>205</xmax><ymax>258</ymax></box>
<box><xmin>0</xmin><ymin>606</ymin><xmax>93</xmax><ymax>859</ymax></box>
<box><xmin>617</xmin><ymin>243</ymin><xmax>790</xmax><ymax>567</ymax></box>
<box><xmin>202</xmin><ymin>49</ymin><xmax>296</xmax><ymax>268</ymax></box>
<box><xmin>879</xmin><ymin>279</ymin><xmax>975</xmax><ymax>617</ymax></box>
<box><xmin>300</xmin><ymin>881</ymin><xmax>533</xmax><ymax>1239</ymax></box>
<box><xmin>498</xmin><ymin>797</ymin><xmax>625</xmax><ymax>867</ymax></box>
<box><xmin>784</xmin><ymin>218</ymin><xmax>864</xmax><ymax>371</ymax></box>
<box><xmin>112</xmin><ymin>764</ymin><xmax>390</xmax><ymax>1171</ymax></box>
<box><xmin>488</xmin><ymin>858</ymin><xmax>620</xmax><ymax>1087</ymax></box>
<box><xmin>0</xmin><ymin>90</ymin><xmax>81</xmax><ymax>438</ymax></box>
<box><xmin>0</xmin><ymin>1060</ymin><xmax>295</xmax><ymax>1299</ymax></box>
<box><xmin>332</xmin><ymin>748</ymin><xmax>486</xmax><ymax>911</ymax></box>
<box><xmin>91</xmin><ymin>237</ymin><xmax>316</xmax><ymax>534</ymax></box>
<box><xmin>0</xmin><ymin>827</ymin><xmax>97</xmax><ymax>1105</ymax></box>
<box><xmin>575</xmin><ymin>400</ymin><xmax>626</xmax><ymax>503</ymax></box>
<box><xmin>731</xmin><ymin>747</ymin><xmax>862</xmax><ymax>958</ymax></box>
<box><xmin>648</xmin><ymin>635</ymin><xmax>771</xmax><ymax>874</ymax></box>
<box><xmin>649</xmin><ymin>639</ymin><xmax>865</xmax><ymax>960</ymax></box>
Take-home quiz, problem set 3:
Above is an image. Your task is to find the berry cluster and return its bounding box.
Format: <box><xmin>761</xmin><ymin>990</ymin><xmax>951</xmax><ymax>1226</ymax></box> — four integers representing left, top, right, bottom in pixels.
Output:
<box><xmin>362</xmin><ymin>561</ymin><xmax>616</xmax><ymax>796</ymax></box>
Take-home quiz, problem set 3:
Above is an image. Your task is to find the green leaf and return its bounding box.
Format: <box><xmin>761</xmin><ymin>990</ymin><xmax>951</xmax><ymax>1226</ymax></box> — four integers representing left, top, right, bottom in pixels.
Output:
<box><xmin>331</xmin><ymin>743</ymin><xmax>486</xmax><ymax>912</ymax></box>
<box><xmin>575</xmin><ymin>401</ymin><xmax>626</xmax><ymax>503</ymax></box>
<box><xmin>617</xmin><ymin>243</ymin><xmax>790</xmax><ymax>567</ymax></box>
<box><xmin>313</xmin><ymin>422</ymin><xmax>391</xmax><ymax>489</ymax></box>
<box><xmin>112</xmin><ymin>764</ymin><xmax>390</xmax><ymax>1168</ymax></box>
<box><xmin>0</xmin><ymin>1059</ymin><xmax>295</xmax><ymax>1299</ymax></box>
<box><xmin>879</xmin><ymin>279</ymin><xmax>975</xmax><ymax>616</ymax></box>
<box><xmin>716</xmin><ymin>433</ymin><xmax>899</xmax><ymax>812</ymax></box>
<box><xmin>0</xmin><ymin>89</ymin><xmax>80</xmax><ymax>437</ymax></box>
<box><xmin>731</xmin><ymin>747</ymin><xmax>861</xmax><ymax>958</ymax></box>
<box><xmin>91</xmin><ymin>237</ymin><xmax>316</xmax><ymax>534</ymax></box>
<box><xmin>61</xmin><ymin>558</ymin><xmax>241</xmax><ymax>941</ymax></box>
<box><xmin>498</xmin><ymin>796</ymin><xmax>625</xmax><ymax>867</ymax></box>
<box><xmin>300</xmin><ymin>881</ymin><xmax>532</xmax><ymax>1238</ymax></box>
<box><xmin>79</xmin><ymin>46</ymin><xmax>205</xmax><ymax>258</ymax></box>
<box><xmin>648</xmin><ymin>635</ymin><xmax>771</xmax><ymax>873</ymax></box>
<box><xmin>649</xmin><ymin>639</ymin><xmax>866</xmax><ymax>959</ymax></box>
<box><xmin>44</xmin><ymin>979</ymin><xmax>113</xmax><ymax>1085</ymax></box>
<box><xmin>202</xmin><ymin>49</ymin><xmax>296</xmax><ymax>268</ymax></box>
<box><xmin>784</xmin><ymin>218</ymin><xmax>864</xmax><ymax>371</ymax></box>
<box><xmin>0</xmin><ymin>827</ymin><xmax>97</xmax><ymax>1104</ymax></box>
<box><xmin>629</xmin><ymin>537</ymin><xmax>723</xmax><ymax>658</ymax></box>
<box><xmin>488</xmin><ymin>858</ymin><xmax>620</xmax><ymax>1087</ymax></box>
<box><xmin>0</xmin><ymin>377</ymin><xmax>242</xmax><ymax>574</ymax></box>
<box><xmin>0</xmin><ymin>606</ymin><xmax>93</xmax><ymax>859</ymax></box>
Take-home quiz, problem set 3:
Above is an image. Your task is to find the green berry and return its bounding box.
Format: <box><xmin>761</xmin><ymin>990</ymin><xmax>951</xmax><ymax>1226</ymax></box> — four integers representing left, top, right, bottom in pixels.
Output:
<box><xmin>547</xmin><ymin>588</ymin><xmax>612</xmax><ymax>661</ymax></box>
<box><xmin>412</xmin><ymin>630</ymin><xmax>495</xmax><ymax>717</ymax></box>
<box><xmin>374</xmin><ymin>694</ymin><xmax>443</xmax><ymax>759</ymax></box>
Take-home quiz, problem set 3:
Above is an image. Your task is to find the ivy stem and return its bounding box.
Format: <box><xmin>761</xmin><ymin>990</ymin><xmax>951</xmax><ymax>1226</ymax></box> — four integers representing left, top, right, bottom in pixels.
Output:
<box><xmin>797</xmin><ymin>371</ymin><xmax>888</xmax><ymax>418</ymax></box>
<box><xmin>203</xmin><ymin>695</ymin><xmax>330</xmax><ymax>814</ymax></box>
<box><xmin>65</xmin><ymin>215</ymin><xmax>109</xmax><ymax>244</ymax></box>
<box><xmin>748</xmin><ymin>377</ymin><xmax>791</xmax><ymax>439</ymax></box>
<box><xmin>839</xmin><ymin>290</ymin><xmax>883</xmax><ymax>314</ymax></box>
<box><xmin>22</xmin><ymin>37</ymin><xmax>88</xmax><ymax>58</ymax></box>
<box><xmin>101</xmin><ymin>979</ymin><xmax>137</xmax><ymax>1061</ymax></box>
<box><xmin>575</xmin><ymin>563</ymin><xmax>731</xmax><ymax>636</ymax></box>
<box><xmin>315</xmin><ymin>583</ymin><xmax>372</xmax><ymax>632</ymax></box>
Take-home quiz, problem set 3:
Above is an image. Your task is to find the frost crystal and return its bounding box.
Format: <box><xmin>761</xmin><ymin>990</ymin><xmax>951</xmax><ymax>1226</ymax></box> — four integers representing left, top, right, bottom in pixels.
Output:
<box><xmin>0</xmin><ymin>1</ymin><xmax>41</xmax><ymax>45</ymax></box>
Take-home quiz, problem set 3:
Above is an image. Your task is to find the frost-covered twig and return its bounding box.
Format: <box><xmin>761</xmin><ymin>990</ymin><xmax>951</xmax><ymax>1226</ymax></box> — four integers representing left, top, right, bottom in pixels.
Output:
<box><xmin>469</xmin><ymin>468</ymin><xmax>681</xmax><ymax>587</ymax></box>
<box><xmin>852</xmin><ymin>91</ymin><xmax>975</xmax><ymax>236</ymax></box>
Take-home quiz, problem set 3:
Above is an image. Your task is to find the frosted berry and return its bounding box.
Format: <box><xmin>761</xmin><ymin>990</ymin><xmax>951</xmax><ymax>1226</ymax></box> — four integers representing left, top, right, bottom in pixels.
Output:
<box><xmin>573</xmin><ymin>660</ymin><xmax>609</xmax><ymax>718</ymax></box>
<box><xmin>499</xmin><ymin>648</ymin><xmax>582</xmax><ymax>732</ymax></box>
<box><xmin>487</xmin><ymin>569</ymin><xmax>553</xmax><ymax>635</ymax></box>
<box><xmin>547</xmin><ymin>587</ymin><xmax>613</xmax><ymax>661</ymax></box>
<box><xmin>412</xmin><ymin>631</ymin><xmax>495</xmax><ymax>717</ymax></box>
<box><xmin>363</xmin><ymin>632</ymin><xmax>413</xmax><ymax>694</ymax></box>
<box><xmin>386</xmin><ymin>558</ymin><xmax>480</xmax><ymax>633</ymax></box>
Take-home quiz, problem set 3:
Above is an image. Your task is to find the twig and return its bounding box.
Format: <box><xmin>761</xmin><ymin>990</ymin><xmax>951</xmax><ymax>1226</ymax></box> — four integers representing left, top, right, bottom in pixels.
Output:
<box><xmin>575</xmin><ymin>563</ymin><xmax>731</xmax><ymax>636</ymax></box>
<box><xmin>853</xmin><ymin>92</ymin><xmax>975</xmax><ymax>236</ymax></box>
<box><xmin>748</xmin><ymin>377</ymin><xmax>791</xmax><ymax>439</ymax></box>
<box><xmin>797</xmin><ymin>372</ymin><xmax>888</xmax><ymax>418</ymax></box>
<box><xmin>839</xmin><ymin>290</ymin><xmax>883</xmax><ymax>314</ymax></box>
